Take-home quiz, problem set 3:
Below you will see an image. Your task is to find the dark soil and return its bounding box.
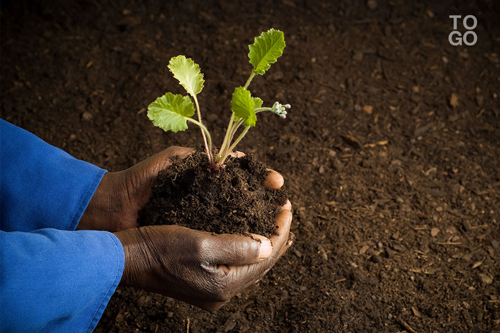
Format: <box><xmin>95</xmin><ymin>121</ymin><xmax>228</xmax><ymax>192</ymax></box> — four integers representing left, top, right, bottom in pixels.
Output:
<box><xmin>1</xmin><ymin>0</ymin><xmax>499</xmax><ymax>332</ymax></box>
<box><xmin>138</xmin><ymin>152</ymin><xmax>287</xmax><ymax>237</ymax></box>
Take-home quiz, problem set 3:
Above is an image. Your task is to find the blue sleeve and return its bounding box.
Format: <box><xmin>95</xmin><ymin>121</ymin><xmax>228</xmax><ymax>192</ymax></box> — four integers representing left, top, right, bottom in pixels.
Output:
<box><xmin>0</xmin><ymin>119</ymin><xmax>106</xmax><ymax>232</ymax></box>
<box><xmin>0</xmin><ymin>120</ymin><xmax>125</xmax><ymax>332</ymax></box>
<box><xmin>0</xmin><ymin>229</ymin><xmax>125</xmax><ymax>332</ymax></box>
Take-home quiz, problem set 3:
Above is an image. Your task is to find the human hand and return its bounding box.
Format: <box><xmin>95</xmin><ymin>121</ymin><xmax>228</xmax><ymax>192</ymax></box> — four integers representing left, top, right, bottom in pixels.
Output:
<box><xmin>78</xmin><ymin>147</ymin><xmax>194</xmax><ymax>232</ymax></box>
<box><xmin>114</xmin><ymin>197</ymin><xmax>293</xmax><ymax>311</ymax></box>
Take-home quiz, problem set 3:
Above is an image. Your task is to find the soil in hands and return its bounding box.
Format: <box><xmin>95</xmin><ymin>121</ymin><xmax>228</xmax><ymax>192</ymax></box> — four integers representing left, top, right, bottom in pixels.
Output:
<box><xmin>138</xmin><ymin>152</ymin><xmax>288</xmax><ymax>238</ymax></box>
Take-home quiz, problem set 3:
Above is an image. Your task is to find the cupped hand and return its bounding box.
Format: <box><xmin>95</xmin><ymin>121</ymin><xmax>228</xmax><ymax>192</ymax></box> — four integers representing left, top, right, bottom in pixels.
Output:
<box><xmin>80</xmin><ymin>146</ymin><xmax>294</xmax><ymax>310</ymax></box>
<box><xmin>114</xmin><ymin>199</ymin><xmax>293</xmax><ymax>311</ymax></box>
<box><xmin>78</xmin><ymin>146</ymin><xmax>194</xmax><ymax>232</ymax></box>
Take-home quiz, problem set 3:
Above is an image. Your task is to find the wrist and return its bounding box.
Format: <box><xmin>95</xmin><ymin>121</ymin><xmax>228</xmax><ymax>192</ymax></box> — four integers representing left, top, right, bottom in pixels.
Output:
<box><xmin>78</xmin><ymin>171</ymin><xmax>127</xmax><ymax>232</ymax></box>
<box><xmin>114</xmin><ymin>228</ymin><xmax>149</xmax><ymax>288</ymax></box>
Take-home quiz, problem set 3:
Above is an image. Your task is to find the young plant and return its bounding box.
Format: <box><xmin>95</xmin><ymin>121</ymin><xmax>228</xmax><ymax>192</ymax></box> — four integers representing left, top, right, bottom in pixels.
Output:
<box><xmin>148</xmin><ymin>28</ymin><xmax>290</xmax><ymax>170</ymax></box>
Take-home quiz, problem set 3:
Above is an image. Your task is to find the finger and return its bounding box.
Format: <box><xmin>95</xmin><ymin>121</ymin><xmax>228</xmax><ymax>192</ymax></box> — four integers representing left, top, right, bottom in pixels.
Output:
<box><xmin>269</xmin><ymin>209</ymin><xmax>292</xmax><ymax>251</ymax></box>
<box><xmin>274</xmin><ymin>198</ymin><xmax>292</xmax><ymax>210</ymax></box>
<box><xmin>203</xmin><ymin>233</ymin><xmax>272</xmax><ymax>266</ymax></box>
<box><xmin>163</xmin><ymin>146</ymin><xmax>196</xmax><ymax>160</ymax></box>
<box><xmin>262</xmin><ymin>169</ymin><xmax>284</xmax><ymax>190</ymax></box>
<box><xmin>222</xmin><ymin>210</ymin><xmax>292</xmax><ymax>285</ymax></box>
<box><xmin>139</xmin><ymin>146</ymin><xmax>195</xmax><ymax>175</ymax></box>
<box><xmin>280</xmin><ymin>199</ymin><xmax>292</xmax><ymax>211</ymax></box>
<box><xmin>278</xmin><ymin>232</ymin><xmax>295</xmax><ymax>258</ymax></box>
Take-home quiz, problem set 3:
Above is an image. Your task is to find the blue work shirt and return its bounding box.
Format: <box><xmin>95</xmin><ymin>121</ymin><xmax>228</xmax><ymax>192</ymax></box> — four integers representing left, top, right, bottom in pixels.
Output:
<box><xmin>0</xmin><ymin>119</ymin><xmax>125</xmax><ymax>332</ymax></box>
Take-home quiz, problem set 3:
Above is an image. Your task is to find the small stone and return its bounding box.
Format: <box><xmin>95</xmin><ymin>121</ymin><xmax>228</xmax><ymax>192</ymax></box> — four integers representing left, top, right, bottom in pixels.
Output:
<box><xmin>82</xmin><ymin>111</ymin><xmax>93</xmax><ymax>121</ymax></box>
<box><xmin>363</xmin><ymin>105</ymin><xmax>373</xmax><ymax>114</ymax></box>
<box><xmin>359</xmin><ymin>245</ymin><xmax>370</xmax><ymax>255</ymax></box>
<box><xmin>479</xmin><ymin>273</ymin><xmax>493</xmax><ymax>285</ymax></box>
<box><xmin>450</xmin><ymin>93</ymin><xmax>459</xmax><ymax>108</ymax></box>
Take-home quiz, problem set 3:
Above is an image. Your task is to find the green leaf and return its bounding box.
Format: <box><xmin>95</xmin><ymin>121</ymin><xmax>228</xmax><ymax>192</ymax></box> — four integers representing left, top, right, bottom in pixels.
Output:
<box><xmin>231</xmin><ymin>87</ymin><xmax>257</xmax><ymax>127</ymax></box>
<box><xmin>252</xmin><ymin>97</ymin><xmax>263</xmax><ymax>109</ymax></box>
<box><xmin>168</xmin><ymin>55</ymin><xmax>204</xmax><ymax>97</ymax></box>
<box><xmin>147</xmin><ymin>93</ymin><xmax>195</xmax><ymax>133</ymax></box>
<box><xmin>248</xmin><ymin>29</ymin><xmax>286</xmax><ymax>75</ymax></box>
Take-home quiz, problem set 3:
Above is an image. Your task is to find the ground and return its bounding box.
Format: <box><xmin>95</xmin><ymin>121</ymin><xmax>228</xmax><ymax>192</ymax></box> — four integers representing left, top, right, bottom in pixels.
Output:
<box><xmin>1</xmin><ymin>0</ymin><xmax>499</xmax><ymax>332</ymax></box>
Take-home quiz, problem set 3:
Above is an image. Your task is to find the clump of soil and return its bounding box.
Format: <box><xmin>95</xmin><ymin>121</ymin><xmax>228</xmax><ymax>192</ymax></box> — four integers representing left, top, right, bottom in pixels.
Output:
<box><xmin>138</xmin><ymin>152</ymin><xmax>288</xmax><ymax>238</ymax></box>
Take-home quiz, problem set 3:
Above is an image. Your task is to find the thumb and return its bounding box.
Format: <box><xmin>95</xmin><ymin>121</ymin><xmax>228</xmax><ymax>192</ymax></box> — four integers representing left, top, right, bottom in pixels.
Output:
<box><xmin>203</xmin><ymin>233</ymin><xmax>272</xmax><ymax>266</ymax></box>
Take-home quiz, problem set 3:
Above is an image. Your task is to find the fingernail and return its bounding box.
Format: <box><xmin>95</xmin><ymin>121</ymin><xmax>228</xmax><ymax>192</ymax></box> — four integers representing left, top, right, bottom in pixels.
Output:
<box><xmin>259</xmin><ymin>238</ymin><xmax>273</xmax><ymax>260</ymax></box>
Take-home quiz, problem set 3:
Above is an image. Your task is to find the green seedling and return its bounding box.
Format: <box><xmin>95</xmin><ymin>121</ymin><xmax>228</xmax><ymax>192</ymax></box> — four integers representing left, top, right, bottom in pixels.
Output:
<box><xmin>147</xmin><ymin>28</ymin><xmax>290</xmax><ymax>170</ymax></box>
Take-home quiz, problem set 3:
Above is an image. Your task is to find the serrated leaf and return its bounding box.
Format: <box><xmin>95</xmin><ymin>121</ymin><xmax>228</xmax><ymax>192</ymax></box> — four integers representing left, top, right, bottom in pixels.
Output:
<box><xmin>231</xmin><ymin>87</ymin><xmax>257</xmax><ymax>127</ymax></box>
<box><xmin>147</xmin><ymin>93</ymin><xmax>195</xmax><ymax>133</ymax></box>
<box><xmin>248</xmin><ymin>29</ymin><xmax>285</xmax><ymax>75</ymax></box>
<box><xmin>168</xmin><ymin>55</ymin><xmax>204</xmax><ymax>97</ymax></box>
<box><xmin>253</xmin><ymin>97</ymin><xmax>263</xmax><ymax>109</ymax></box>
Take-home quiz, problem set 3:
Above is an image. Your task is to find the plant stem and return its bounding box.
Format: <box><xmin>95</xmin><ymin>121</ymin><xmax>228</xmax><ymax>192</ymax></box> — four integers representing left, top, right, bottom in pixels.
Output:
<box><xmin>192</xmin><ymin>96</ymin><xmax>213</xmax><ymax>164</ymax></box>
<box><xmin>185</xmin><ymin>117</ymin><xmax>213</xmax><ymax>163</ymax></box>
<box><xmin>218</xmin><ymin>114</ymin><xmax>234</xmax><ymax>162</ymax></box>
<box><xmin>217</xmin><ymin>72</ymin><xmax>256</xmax><ymax>166</ymax></box>
<box><xmin>227</xmin><ymin>126</ymin><xmax>250</xmax><ymax>154</ymax></box>
<box><xmin>254</xmin><ymin>107</ymin><xmax>273</xmax><ymax>114</ymax></box>
<box><xmin>243</xmin><ymin>73</ymin><xmax>255</xmax><ymax>90</ymax></box>
<box><xmin>218</xmin><ymin>117</ymin><xmax>244</xmax><ymax>163</ymax></box>
<box><xmin>227</xmin><ymin>119</ymin><xmax>244</xmax><ymax>144</ymax></box>
<box><xmin>218</xmin><ymin>126</ymin><xmax>250</xmax><ymax>166</ymax></box>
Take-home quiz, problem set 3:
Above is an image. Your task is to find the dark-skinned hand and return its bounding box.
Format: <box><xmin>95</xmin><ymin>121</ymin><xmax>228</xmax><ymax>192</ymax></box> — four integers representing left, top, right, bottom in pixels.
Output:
<box><xmin>78</xmin><ymin>146</ymin><xmax>195</xmax><ymax>232</ymax></box>
<box><xmin>79</xmin><ymin>147</ymin><xmax>293</xmax><ymax>311</ymax></box>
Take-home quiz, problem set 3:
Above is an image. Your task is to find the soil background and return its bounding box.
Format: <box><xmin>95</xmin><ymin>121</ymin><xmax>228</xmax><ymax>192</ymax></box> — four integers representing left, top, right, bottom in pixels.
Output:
<box><xmin>1</xmin><ymin>0</ymin><xmax>499</xmax><ymax>332</ymax></box>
